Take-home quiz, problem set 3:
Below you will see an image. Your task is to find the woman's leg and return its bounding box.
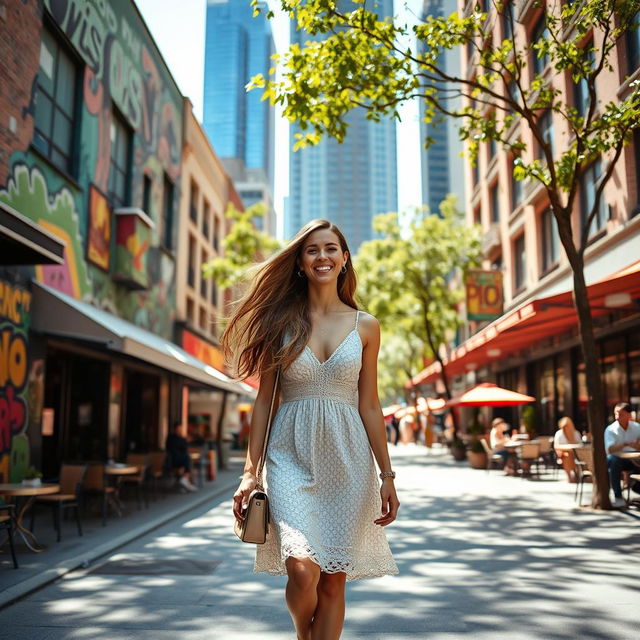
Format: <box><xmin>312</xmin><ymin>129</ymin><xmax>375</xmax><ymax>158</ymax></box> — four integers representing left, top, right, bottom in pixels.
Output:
<box><xmin>285</xmin><ymin>557</ymin><xmax>321</xmax><ymax>640</ymax></box>
<box><xmin>561</xmin><ymin>452</ymin><xmax>577</xmax><ymax>482</ymax></box>
<box><xmin>311</xmin><ymin>572</ymin><xmax>347</xmax><ymax>640</ymax></box>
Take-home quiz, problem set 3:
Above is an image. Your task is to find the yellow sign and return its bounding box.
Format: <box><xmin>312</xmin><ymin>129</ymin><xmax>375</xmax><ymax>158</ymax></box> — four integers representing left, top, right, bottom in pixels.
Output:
<box><xmin>182</xmin><ymin>330</ymin><xmax>225</xmax><ymax>371</ymax></box>
<box><xmin>466</xmin><ymin>270</ymin><xmax>503</xmax><ymax>322</ymax></box>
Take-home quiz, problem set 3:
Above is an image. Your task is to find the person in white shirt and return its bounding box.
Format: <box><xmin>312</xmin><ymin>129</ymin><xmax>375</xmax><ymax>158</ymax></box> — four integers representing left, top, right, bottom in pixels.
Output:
<box><xmin>604</xmin><ymin>403</ymin><xmax>640</xmax><ymax>507</ymax></box>
<box><xmin>553</xmin><ymin>416</ymin><xmax>582</xmax><ymax>482</ymax></box>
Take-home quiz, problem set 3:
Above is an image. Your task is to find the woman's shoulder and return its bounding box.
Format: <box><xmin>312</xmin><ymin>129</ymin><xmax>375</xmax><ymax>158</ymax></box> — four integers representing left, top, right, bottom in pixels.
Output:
<box><xmin>356</xmin><ymin>309</ymin><xmax>379</xmax><ymax>330</ymax></box>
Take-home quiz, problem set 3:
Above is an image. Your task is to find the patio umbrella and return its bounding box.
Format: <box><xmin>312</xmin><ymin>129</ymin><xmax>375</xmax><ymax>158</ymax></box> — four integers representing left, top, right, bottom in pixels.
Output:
<box><xmin>446</xmin><ymin>382</ymin><xmax>535</xmax><ymax>407</ymax></box>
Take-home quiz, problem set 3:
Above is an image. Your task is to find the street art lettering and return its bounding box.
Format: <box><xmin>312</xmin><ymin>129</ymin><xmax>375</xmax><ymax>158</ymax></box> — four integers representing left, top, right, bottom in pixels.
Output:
<box><xmin>0</xmin><ymin>281</ymin><xmax>30</xmax><ymax>482</ymax></box>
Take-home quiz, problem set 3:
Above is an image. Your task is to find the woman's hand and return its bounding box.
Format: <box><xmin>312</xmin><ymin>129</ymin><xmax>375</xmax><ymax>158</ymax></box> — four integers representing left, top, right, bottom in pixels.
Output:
<box><xmin>233</xmin><ymin>472</ymin><xmax>257</xmax><ymax>521</ymax></box>
<box><xmin>375</xmin><ymin>478</ymin><xmax>399</xmax><ymax>526</ymax></box>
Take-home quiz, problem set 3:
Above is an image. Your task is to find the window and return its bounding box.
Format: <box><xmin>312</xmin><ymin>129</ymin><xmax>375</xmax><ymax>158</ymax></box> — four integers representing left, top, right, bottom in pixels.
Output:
<box><xmin>634</xmin><ymin>130</ymin><xmax>640</xmax><ymax>214</ymax></box>
<box><xmin>213</xmin><ymin>215</ymin><xmax>220</xmax><ymax>252</ymax></box>
<box><xmin>186</xmin><ymin>297</ymin><xmax>195</xmax><ymax>325</ymax></box>
<box><xmin>188</xmin><ymin>235</ymin><xmax>196</xmax><ymax>288</ymax></box>
<box><xmin>473</xmin><ymin>206</ymin><xmax>481</xmax><ymax>225</ymax></box>
<box><xmin>202</xmin><ymin>200</ymin><xmax>210</xmax><ymax>239</ymax></box>
<box><xmin>162</xmin><ymin>174</ymin><xmax>174</xmax><ymax>250</ymax></box>
<box><xmin>491</xmin><ymin>252</ymin><xmax>503</xmax><ymax>271</ymax></box>
<box><xmin>190</xmin><ymin>182</ymin><xmax>199</xmax><ymax>223</ymax></box>
<box><xmin>627</xmin><ymin>14</ymin><xmax>640</xmax><ymax>73</ymax></box>
<box><xmin>580</xmin><ymin>160</ymin><xmax>608</xmax><ymax>237</ymax></box>
<box><xmin>211</xmin><ymin>281</ymin><xmax>218</xmax><ymax>307</ymax></box>
<box><xmin>33</xmin><ymin>27</ymin><xmax>79</xmax><ymax>174</ymax></box>
<box><xmin>490</xmin><ymin>182</ymin><xmax>500</xmax><ymax>222</ymax></box>
<box><xmin>538</xmin><ymin>111</ymin><xmax>554</xmax><ymax>160</ymax></box>
<box><xmin>108</xmin><ymin>111</ymin><xmax>132</xmax><ymax>208</ymax></box>
<box><xmin>574</xmin><ymin>48</ymin><xmax>594</xmax><ymax>119</ymax></box>
<box><xmin>503</xmin><ymin>1</ymin><xmax>515</xmax><ymax>41</ymax></box>
<box><xmin>511</xmin><ymin>159</ymin><xmax>523</xmax><ymax>210</ymax></box>
<box><xmin>199</xmin><ymin>306</ymin><xmax>208</xmax><ymax>331</ymax></box>
<box><xmin>507</xmin><ymin>78</ymin><xmax>520</xmax><ymax>115</ymax></box>
<box><xmin>142</xmin><ymin>174</ymin><xmax>152</xmax><ymax>216</ymax></box>
<box><xmin>541</xmin><ymin>208</ymin><xmax>560</xmax><ymax>273</ymax></box>
<box><xmin>531</xmin><ymin>15</ymin><xmax>549</xmax><ymax>76</ymax></box>
<box><xmin>200</xmin><ymin>250</ymin><xmax>208</xmax><ymax>298</ymax></box>
<box><xmin>489</xmin><ymin>135</ymin><xmax>497</xmax><ymax>161</ymax></box>
<box><xmin>514</xmin><ymin>233</ymin><xmax>526</xmax><ymax>292</ymax></box>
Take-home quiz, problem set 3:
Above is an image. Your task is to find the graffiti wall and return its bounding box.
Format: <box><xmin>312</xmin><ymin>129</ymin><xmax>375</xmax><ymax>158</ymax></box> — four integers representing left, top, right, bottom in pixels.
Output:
<box><xmin>0</xmin><ymin>279</ymin><xmax>35</xmax><ymax>482</ymax></box>
<box><xmin>0</xmin><ymin>0</ymin><xmax>182</xmax><ymax>336</ymax></box>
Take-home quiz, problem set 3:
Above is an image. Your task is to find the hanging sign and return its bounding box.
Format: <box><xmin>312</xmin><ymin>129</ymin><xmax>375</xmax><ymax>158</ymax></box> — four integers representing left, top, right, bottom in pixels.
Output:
<box><xmin>466</xmin><ymin>269</ymin><xmax>503</xmax><ymax>322</ymax></box>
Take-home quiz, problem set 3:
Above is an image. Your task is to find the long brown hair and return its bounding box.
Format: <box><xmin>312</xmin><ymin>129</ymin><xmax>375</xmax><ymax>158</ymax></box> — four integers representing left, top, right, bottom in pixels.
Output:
<box><xmin>222</xmin><ymin>219</ymin><xmax>358</xmax><ymax>379</ymax></box>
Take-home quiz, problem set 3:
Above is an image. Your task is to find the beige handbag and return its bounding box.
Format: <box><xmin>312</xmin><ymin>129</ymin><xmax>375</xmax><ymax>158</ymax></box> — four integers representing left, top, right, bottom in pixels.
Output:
<box><xmin>234</xmin><ymin>369</ymin><xmax>280</xmax><ymax>544</ymax></box>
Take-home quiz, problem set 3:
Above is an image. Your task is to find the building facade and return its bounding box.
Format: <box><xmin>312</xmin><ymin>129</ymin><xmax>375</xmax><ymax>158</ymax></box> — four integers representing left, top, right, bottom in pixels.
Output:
<box><xmin>411</xmin><ymin>1</ymin><xmax>640</xmax><ymax>434</ymax></box>
<box><xmin>286</xmin><ymin>0</ymin><xmax>398</xmax><ymax>249</ymax></box>
<box><xmin>0</xmin><ymin>0</ymin><xmax>248</xmax><ymax>482</ymax></box>
<box><xmin>203</xmin><ymin>0</ymin><xmax>276</xmax><ymax>236</ymax></box>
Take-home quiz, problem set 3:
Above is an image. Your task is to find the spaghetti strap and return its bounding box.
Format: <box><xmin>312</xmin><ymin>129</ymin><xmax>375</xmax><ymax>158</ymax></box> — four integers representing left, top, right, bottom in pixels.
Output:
<box><xmin>355</xmin><ymin>309</ymin><xmax>360</xmax><ymax>330</ymax></box>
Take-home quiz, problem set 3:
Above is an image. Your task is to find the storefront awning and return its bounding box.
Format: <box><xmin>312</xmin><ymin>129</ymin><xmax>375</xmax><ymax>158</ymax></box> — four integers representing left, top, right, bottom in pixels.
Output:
<box><xmin>31</xmin><ymin>282</ymin><xmax>254</xmax><ymax>396</ymax></box>
<box><xmin>0</xmin><ymin>201</ymin><xmax>65</xmax><ymax>265</ymax></box>
<box><xmin>409</xmin><ymin>260</ymin><xmax>640</xmax><ymax>387</ymax></box>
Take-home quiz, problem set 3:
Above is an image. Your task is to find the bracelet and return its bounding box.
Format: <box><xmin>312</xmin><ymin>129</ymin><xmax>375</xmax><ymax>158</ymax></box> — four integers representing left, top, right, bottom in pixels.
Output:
<box><xmin>379</xmin><ymin>471</ymin><xmax>396</xmax><ymax>480</ymax></box>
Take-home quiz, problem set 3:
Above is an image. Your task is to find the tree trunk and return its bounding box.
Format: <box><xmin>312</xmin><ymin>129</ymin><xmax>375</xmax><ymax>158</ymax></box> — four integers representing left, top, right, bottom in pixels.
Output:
<box><xmin>571</xmin><ymin>261</ymin><xmax>611</xmax><ymax>509</ymax></box>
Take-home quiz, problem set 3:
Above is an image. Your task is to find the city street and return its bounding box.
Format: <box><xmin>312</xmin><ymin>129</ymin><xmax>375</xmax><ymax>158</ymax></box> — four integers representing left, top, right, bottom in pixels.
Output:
<box><xmin>1</xmin><ymin>446</ymin><xmax>638</xmax><ymax>640</ymax></box>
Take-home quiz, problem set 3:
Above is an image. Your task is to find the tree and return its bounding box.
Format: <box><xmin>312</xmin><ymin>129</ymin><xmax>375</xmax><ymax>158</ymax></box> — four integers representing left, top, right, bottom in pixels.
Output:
<box><xmin>254</xmin><ymin>0</ymin><xmax>640</xmax><ymax>508</ymax></box>
<box><xmin>354</xmin><ymin>196</ymin><xmax>482</xmax><ymax>437</ymax></box>
<box><xmin>202</xmin><ymin>201</ymin><xmax>280</xmax><ymax>288</ymax></box>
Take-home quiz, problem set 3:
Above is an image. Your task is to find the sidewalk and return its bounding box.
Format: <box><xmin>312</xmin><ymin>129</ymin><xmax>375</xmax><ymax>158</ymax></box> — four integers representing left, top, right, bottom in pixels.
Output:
<box><xmin>0</xmin><ymin>460</ymin><xmax>243</xmax><ymax>608</ymax></box>
<box><xmin>1</xmin><ymin>445</ymin><xmax>638</xmax><ymax>638</ymax></box>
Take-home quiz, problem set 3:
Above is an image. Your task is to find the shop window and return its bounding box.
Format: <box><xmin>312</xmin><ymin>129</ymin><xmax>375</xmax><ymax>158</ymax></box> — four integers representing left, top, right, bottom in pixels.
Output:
<box><xmin>162</xmin><ymin>173</ymin><xmax>174</xmax><ymax>251</ymax></box>
<box><xmin>33</xmin><ymin>26</ymin><xmax>79</xmax><ymax>175</ymax></box>
<box><xmin>513</xmin><ymin>233</ymin><xmax>526</xmax><ymax>292</ymax></box>
<box><xmin>580</xmin><ymin>159</ymin><xmax>608</xmax><ymax>237</ymax></box>
<box><xmin>601</xmin><ymin>337</ymin><xmax>629</xmax><ymax>411</ymax></box>
<box><xmin>531</xmin><ymin>15</ymin><xmax>549</xmax><ymax>76</ymax></box>
<box><xmin>628</xmin><ymin>332</ymin><xmax>640</xmax><ymax>408</ymax></box>
<box><xmin>538</xmin><ymin>111</ymin><xmax>554</xmax><ymax>160</ymax></box>
<box><xmin>538</xmin><ymin>357</ymin><xmax>556</xmax><ymax>435</ymax></box>
<box><xmin>627</xmin><ymin>15</ymin><xmax>640</xmax><ymax>73</ymax></box>
<box><xmin>108</xmin><ymin>111</ymin><xmax>132</xmax><ymax>208</ymax></box>
<box><xmin>574</xmin><ymin>47</ymin><xmax>594</xmax><ymax>119</ymax></box>
<box><xmin>490</xmin><ymin>182</ymin><xmax>500</xmax><ymax>223</ymax></box>
<box><xmin>541</xmin><ymin>208</ymin><xmax>560</xmax><ymax>273</ymax></box>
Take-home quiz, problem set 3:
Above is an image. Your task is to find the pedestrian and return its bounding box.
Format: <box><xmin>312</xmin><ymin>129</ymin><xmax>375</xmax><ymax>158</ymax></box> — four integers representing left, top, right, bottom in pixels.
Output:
<box><xmin>227</xmin><ymin>219</ymin><xmax>399</xmax><ymax>640</ymax></box>
<box><xmin>165</xmin><ymin>422</ymin><xmax>197</xmax><ymax>492</ymax></box>
<box><xmin>553</xmin><ymin>416</ymin><xmax>581</xmax><ymax>482</ymax></box>
<box><xmin>390</xmin><ymin>414</ymin><xmax>400</xmax><ymax>445</ymax></box>
<box><xmin>605</xmin><ymin>402</ymin><xmax>640</xmax><ymax>508</ymax></box>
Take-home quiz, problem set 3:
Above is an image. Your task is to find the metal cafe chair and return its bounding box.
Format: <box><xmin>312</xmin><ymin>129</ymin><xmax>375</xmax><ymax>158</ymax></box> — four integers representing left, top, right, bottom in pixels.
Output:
<box><xmin>121</xmin><ymin>453</ymin><xmax>149</xmax><ymax>509</ymax></box>
<box><xmin>30</xmin><ymin>464</ymin><xmax>87</xmax><ymax>542</ymax></box>
<box><xmin>518</xmin><ymin>442</ymin><xmax>542</xmax><ymax>479</ymax></box>
<box><xmin>480</xmin><ymin>438</ymin><xmax>505</xmax><ymax>472</ymax></box>
<box><xmin>574</xmin><ymin>447</ymin><xmax>594</xmax><ymax>506</ymax></box>
<box><xmin>0</xmin><ymin>504</ymin><xmax>18</xmax><ymax>569</ymax></box>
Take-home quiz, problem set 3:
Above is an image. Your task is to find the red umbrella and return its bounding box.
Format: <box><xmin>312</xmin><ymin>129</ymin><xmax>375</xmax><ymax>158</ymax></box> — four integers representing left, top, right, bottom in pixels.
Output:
<box><xmin>446</xmin><ymin>383</ymin><xmax>535</xmax><ymax>407</ymax></box>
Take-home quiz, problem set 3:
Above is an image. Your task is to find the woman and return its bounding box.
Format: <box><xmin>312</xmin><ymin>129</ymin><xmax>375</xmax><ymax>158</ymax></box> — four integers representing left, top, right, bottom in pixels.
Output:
<box><xmin>489</xmin><ymin>418</ymin><xmax>515</xmax><ymax>474</ymax></box>
<box><xmin>227</xmin><ymin>219</ymin><xmax>399</xmax><ymax>640</ymax></box>
<box><xmin>554</xmin><ymin>416</ymin><xmax>582</xmax><ymax>482</ymax></box>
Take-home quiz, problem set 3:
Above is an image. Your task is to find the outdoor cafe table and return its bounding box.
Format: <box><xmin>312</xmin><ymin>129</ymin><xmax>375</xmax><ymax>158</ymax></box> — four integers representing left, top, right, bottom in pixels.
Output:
<box><xmin>105</xmin><ymin>465</ymin><xmax>139</xmax><ymax>516</ymax></box>
<box><xmin>0</xmin><ymin>483</ymin><xmax>60</xmax><ymax>552</ymax></box>
<box><xmin>504</xmin><ymin>439</ymin><xmax>540</xmax><ymax>448</ymax></box>
<box><xmin>555</xmin><ymin>443</ymin><xmax>587</xmax><ymax>451</ymax></box>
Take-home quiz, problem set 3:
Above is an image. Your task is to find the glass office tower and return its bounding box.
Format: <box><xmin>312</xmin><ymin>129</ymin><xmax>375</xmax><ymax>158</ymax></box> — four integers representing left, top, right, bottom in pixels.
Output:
<box><xmin>286</xmin><ymin>1</ymin><xmax>397</xmax><ymax>250</ymax></box>
<box><xmin>419</xmin><ymin>0</ymin><xmax>464</xmax><ymax>214</ymax></box>
<box><xmin>203</xmin><ymin>0</ymin><xmax>275</xmax><ymax>191</ymax></box>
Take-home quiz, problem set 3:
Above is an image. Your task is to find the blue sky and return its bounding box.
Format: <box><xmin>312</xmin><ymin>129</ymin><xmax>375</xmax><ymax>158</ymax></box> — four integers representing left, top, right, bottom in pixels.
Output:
<box><xmin>135</xmin><ymin>0</ymin><xmax>423</xmax><ymax>237</ymax></box>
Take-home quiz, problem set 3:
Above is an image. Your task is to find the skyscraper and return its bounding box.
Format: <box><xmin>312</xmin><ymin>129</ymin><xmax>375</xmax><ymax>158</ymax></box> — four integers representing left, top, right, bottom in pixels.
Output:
<box><xmin>287</xmin><ymin>1</ymin><xmax>397</xmax><ymax>249</ymax></box>
<box><xmin>203</xmin><ymin>0</ymin><xmax>276</xmax><ymax>233</ymax></box>
<box><xmin>419</xmin><ymin>0</ymin><xmax>464</xmax><ymax>214</ymax></box>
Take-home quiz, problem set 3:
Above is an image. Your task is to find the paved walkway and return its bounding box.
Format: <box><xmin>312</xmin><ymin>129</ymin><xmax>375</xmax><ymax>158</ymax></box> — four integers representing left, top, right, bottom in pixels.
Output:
<box><xmin>1</xmin><ymin>445</ymin><xmax>638</xmax><ymax>639</ymax></box>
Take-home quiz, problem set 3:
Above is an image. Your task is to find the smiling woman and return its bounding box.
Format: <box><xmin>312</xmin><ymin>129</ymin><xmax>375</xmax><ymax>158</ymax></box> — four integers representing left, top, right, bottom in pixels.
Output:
<box><xmin>223</xmin><ymin>219</ymin><xmax>399</xmax><ymax>640</ymax></box>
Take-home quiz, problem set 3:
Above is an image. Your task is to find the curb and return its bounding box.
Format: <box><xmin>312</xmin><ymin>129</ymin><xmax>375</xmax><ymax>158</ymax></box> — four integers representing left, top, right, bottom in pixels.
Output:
<box><xmin>0</xmin><ymin>475</ymin><xmax>239</xmax><ymax>610</ymax></box>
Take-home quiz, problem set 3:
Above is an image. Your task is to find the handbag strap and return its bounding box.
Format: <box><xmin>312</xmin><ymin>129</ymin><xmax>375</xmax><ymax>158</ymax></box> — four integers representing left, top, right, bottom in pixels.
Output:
<box><xmin>256</xmin><ymin>367</ymin><xmax>280</xmax><ymax>489</ymax></box>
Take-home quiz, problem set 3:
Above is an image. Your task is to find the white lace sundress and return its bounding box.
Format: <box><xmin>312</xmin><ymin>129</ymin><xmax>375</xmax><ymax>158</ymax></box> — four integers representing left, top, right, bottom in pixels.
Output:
<box><xmin>255</xmin><ymin>310</ymin><xmax>398</xmax><ymax>581</ymax></box>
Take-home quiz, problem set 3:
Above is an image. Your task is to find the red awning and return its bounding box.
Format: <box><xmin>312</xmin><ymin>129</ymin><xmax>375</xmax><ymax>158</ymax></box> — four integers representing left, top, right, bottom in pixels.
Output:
<box><xmin>409</xmin><ymin>260</ymin><xmax>640</xmax><ymax>387</ymax></box>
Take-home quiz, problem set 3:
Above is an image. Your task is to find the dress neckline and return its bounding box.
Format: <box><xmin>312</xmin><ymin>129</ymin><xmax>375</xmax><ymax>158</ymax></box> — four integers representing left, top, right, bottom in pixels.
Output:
<box><xmin>305</xmin><ymin>328</ymin><xmax>360</xmax><ymax>366</ymax></box>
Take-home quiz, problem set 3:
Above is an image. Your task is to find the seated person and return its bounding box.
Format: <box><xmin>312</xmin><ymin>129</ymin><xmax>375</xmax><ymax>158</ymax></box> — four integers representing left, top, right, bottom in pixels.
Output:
<box><xmin>490</xmin><ymin>418</ymin><xmax>515</xmax><ymax>473</ymax></box>
<box><xmin>553</xmin><ymin>416</ymin><xmax>582</xmax><ymax>483</ymax></box>
<box><xmin>605</xmin><ymin>402</ymin><xmax>640</xmax><ymax>508</ymax></box>
<box><xmin>166</xmin><ymin>422</ymin><xmax>197</xmax><ymax>492</ymax></box>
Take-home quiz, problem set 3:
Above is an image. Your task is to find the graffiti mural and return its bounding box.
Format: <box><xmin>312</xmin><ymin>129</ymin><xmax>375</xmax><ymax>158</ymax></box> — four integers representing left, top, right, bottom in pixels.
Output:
<box><xmin>0</xmin><ymin>280</ymin><xmax>31</xmax><ymax>482</ymax></box>
<box><xmin>87</xmin><ymin>184</ymin><xmax>111</xmax><ymax>271</ymax></box>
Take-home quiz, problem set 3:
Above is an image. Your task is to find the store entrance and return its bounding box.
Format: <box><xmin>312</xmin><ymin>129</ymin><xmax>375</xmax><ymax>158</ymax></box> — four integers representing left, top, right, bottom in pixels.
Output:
<box><xmin>122</xmin><ymin>369</ymin><xmax>160</xmax><ymax>454</ymax></box>
<box><xmin>42</xmin><ymin>348</ymin><xmax>110</xmax><ymax>477</ymax></box>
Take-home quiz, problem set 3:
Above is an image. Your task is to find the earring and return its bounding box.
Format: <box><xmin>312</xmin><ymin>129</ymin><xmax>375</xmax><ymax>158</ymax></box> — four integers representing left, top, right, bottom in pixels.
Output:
<box><xmin>297</xmin><ymin>270</ymin><xmax>305</xmax><ymax>278</ymax></box>
<box><xmin>340</xmin><ymin>265</ymin><xmax>347</xmax><ymax>274</ymax></box>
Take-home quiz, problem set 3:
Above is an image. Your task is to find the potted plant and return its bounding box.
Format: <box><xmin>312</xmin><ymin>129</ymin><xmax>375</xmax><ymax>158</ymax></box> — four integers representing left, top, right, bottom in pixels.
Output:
<box><xmin>521</xmin><ymin>405</ymin><xmax>536</xmax><ymax>439</ymax></box>
<box><xmin>22</xmin><ymin>466</ymin><xmax>43</xmax><ymax>487</ymax></box>
<box><xmin>450</xmin><ymin>437</ymin><xmax>467</xmax><ymax>462</ymax></box>
<box><xmin>467</xmin><ymin>438</ymin><xmax>488</xmax><ymax>469</ymax></box>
